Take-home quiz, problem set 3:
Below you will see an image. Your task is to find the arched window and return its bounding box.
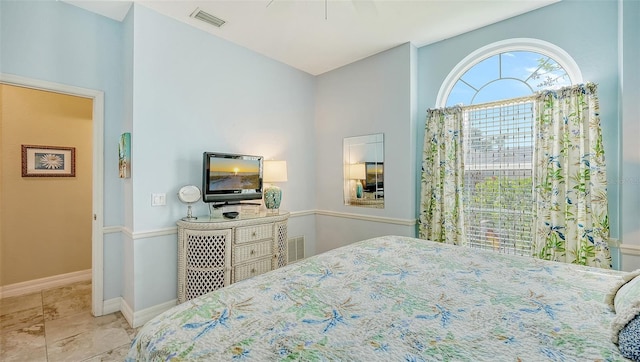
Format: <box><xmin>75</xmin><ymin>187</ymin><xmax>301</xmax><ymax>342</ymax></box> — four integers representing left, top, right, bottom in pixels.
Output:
<box><xmin>437</xmin><ymin>38</ymin><xmax>582</xmax><ymax>107</ymax></box>
<box><xmin>435</xmin><ymin>39</ymin><xmax>583</xmax><ymax>255</ymax></box>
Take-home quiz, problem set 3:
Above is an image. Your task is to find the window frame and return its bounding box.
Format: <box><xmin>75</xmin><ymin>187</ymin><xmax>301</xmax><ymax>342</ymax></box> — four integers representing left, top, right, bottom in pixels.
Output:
<box><xmin>436</xmin><ymin>38</ymin><xmax>583</xmax><ymax>108</ymax></box>
<box><xmin>436</xmin><ymin>38</ymin><xmax>583</xmax><ymax>253</ymax></box>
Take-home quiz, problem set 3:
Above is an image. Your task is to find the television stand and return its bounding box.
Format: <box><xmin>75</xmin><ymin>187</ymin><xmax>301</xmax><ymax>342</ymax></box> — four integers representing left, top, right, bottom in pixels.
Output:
<box><xmin>176</xmin><ymin>211</ymin><xmax>289</xmax><ymax>303</ymax></box>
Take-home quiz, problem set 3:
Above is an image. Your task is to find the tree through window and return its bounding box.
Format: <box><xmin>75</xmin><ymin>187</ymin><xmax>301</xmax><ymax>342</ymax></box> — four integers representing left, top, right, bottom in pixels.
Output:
<box><xmin>440</xmin><ymin>41</ymin><xmax>579</xmax><ymax>255</ymax></box>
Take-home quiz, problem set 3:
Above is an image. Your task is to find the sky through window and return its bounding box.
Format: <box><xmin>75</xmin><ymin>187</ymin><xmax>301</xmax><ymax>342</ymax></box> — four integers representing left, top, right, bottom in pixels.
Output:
<box><xmin>446</xmin><ymin>51</ymin><xmax>571</xmax><ymax>107</ymax></box>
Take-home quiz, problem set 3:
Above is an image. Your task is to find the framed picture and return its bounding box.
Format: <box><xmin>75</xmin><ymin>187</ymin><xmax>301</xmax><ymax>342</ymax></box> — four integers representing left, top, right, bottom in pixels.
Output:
<box><xmin>22</xmin><ymin>145</ymin><xmax>76</xmax><ymax>177</ymax></box>
<box><xmin>119</xmin><ymin>132</ymin><xmax>131</xmax><ymax>179</ymax></box>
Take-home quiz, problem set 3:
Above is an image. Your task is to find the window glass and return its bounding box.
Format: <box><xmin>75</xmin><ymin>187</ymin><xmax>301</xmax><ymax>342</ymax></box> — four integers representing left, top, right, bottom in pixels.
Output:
<box><xmin>474</xmin><ymin>79</ymin><xmax>531</xmax><ymax>104</ymax></box>
<box><xmin>461</xmin><ymin>55</ymin><xmax>499</xmax><ymax>89</ymax></box>
<box><xmin>446</xmin><ymin>51</ymin><xmax>569</xmax><ymax>107</ymax></box>
<box><xmin>463</xmin><ymin>101</ymin><xmax>534</xmax><ymax>255</ymax></box>
<box><xmin>448</xmin><ymin>80</ymin><xmax>475</xmax><ymax>106</ymax></box>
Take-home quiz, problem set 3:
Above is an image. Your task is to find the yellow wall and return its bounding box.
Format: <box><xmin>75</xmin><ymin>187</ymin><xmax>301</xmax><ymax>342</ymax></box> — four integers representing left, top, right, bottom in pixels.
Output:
<box><xmin>1</xmin><ymin>84</ymin><xmax>92</xmax><ymax>286</ymax></box>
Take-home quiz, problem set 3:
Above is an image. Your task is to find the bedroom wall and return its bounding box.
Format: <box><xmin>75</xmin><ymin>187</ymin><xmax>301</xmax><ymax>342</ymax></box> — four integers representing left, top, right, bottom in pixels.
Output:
<box><xmin>416</xmin><ymin>0</ymin><xmax>637</xmax><ymax>270</ymax></box>
<box><xmin>620</xmin><ymin>0</ymin><xmax>640</xmax><ymax>270</ymax></box>
<box><xmin>314</xmin><ymin>43</ymin><xmax>418</xmax><ymax>253</ymax></box>
<box><xmin>0</xmin><ymin>0</ymin><xmax>125</xmax><ymax>298</ymax></box>
<box><xmin>121</xmin><ymin>5</ymin><xmax>135</xmax><ymax>312</ymax></box>
<box><xmin>126</xmin><ymin>4</ymin><xmax>317</xmax><ymax>310</ymax></box>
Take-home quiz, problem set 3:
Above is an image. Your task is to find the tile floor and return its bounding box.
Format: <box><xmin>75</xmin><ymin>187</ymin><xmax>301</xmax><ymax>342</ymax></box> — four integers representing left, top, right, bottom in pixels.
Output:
<box><xmin>0</xmin><ymin>280</ymin><xmax>137</xmax><ymax>361</ymax></box>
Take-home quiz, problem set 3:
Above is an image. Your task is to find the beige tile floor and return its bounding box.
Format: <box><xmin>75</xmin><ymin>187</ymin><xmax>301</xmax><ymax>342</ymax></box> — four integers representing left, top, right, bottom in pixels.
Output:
<box><xmin>0</xmin><ymin>280</ymin><xmax>137</xmax><ymax>361</ymax></box>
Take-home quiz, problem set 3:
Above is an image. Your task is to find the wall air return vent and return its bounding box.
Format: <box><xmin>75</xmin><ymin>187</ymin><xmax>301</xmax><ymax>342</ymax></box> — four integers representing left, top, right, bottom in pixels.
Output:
<box><xmin>190</xmin><ymin>8</ymin><xmax>226</xmax><ymax>28</ymax></box>
<box><xmin>287</xmin><ymin>236</ymin><xmax>305</xmax><ymax>263</ymax></box>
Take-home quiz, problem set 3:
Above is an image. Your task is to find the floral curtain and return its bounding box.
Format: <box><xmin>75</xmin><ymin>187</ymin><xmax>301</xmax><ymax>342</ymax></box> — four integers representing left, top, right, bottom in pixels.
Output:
<box><xmin>418</xmin><ymin>106</ymin><xmax>466</xmax><ymax>245</ymax></box>
<box><xmin>532</xmin><ymin>83</ymin><xmax>611</xmax><ymax>268</ymax></box>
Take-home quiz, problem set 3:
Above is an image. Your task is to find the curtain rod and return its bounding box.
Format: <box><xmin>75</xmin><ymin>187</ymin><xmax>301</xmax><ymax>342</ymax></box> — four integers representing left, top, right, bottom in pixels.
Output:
<box><xmin>461</xmin><ymin>94</ymin><xmax>536</xmax><ymax>111</ymax></box>
<box><xmin>458</xmin><ymin>83</ymin><xmax>596</xmax><ymax>111</ymax></box>
<box><xmin>428</xmin><ymin>95</ymin><xmax>536</xmax><ymax>114</ymax></box>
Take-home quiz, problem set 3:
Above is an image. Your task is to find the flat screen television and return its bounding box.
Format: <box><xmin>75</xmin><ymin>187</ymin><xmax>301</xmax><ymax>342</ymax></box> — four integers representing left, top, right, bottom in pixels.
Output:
<box><xmin>202</xmin><ymin>152</ymin><xmax>263</xmax><ymax>204</ymax></box>
<box><xmin>364</xmin><ymin>162</ymin><xmax>384</xmax><ymax>193</ymax></box>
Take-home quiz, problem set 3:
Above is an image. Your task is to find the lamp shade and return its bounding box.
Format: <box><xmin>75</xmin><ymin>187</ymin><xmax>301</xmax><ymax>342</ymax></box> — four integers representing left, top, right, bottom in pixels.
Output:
<box><xmin>264</xmin><ymin>160</ymin><xmax>288</xmax><ymax>183</ymax></box>
<box><xmin>349</xmin><ymin>163</ymin><xmax>366</xmax><ymax>180</ymax></box>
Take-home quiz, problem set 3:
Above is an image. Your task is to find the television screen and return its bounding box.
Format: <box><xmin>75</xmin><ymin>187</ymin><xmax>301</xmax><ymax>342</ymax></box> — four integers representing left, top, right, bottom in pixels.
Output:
<box><xmin>202</xmin><ymin>152</ymin><xmax>263</xmax><ymax>203</ymax></box>
<box><xmin>365</xmin><ymin>162</ymin><xmax>383</xmax><ymax>192</ymax></box>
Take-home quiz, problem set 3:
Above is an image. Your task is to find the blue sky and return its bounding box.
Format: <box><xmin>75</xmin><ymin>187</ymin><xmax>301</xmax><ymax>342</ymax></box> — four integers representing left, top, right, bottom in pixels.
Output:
<box><xmin>446</xmin><ymin>51</ymin><xmax>570</xmax><ymax>106</ymax></box>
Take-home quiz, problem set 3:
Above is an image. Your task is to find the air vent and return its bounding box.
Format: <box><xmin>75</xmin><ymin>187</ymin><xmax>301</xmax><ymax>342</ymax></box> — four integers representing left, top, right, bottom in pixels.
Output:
<box><xmin>288</xmin><ymin>236</ymin><xmax>305</xmax><ymax>263</ymax></box>
<box><xmin>190</xmin><ymin>8</ymin><xmax>226</xmax><ymax>28</ymax></box>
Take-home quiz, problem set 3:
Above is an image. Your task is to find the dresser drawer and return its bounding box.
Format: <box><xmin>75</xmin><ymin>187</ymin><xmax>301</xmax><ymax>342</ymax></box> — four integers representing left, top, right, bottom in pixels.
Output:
<box><xmin>234</xmin><ymin>240</ymin><xmax>272</xmax><ymax>264</ymax></box>
<box><xmin>235</xmin><ymin>224</ymin><xmax>273</xmax><ymax>243</ymax></box>
<box><xmin>234</xmin><ymin>258</ymin><xmax>272</xmax><ymax>282</ymax></box>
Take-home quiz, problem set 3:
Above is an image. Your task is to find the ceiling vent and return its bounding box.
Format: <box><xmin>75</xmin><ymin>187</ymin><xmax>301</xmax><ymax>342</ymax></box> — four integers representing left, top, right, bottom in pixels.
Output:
<box><xmin>190</xmin><ymin>8</ymin><xmax>226</xmax><ymax>28</ymax></box>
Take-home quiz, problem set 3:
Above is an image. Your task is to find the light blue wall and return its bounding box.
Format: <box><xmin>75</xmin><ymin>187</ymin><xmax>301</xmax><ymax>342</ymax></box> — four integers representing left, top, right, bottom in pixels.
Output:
<box><xmin>0</xmin><ymin>0</ymin><xmax>126</xmax><ymax>299</ymax></box>
<box><xmin>102</xmin><ymin>233</ymin><xmax>123</xmax><ymax>299</ymax></box>
<box><xmin>0</xmin><ymin>0</ymin><xmax>125</xmax><ymax>227</ymax></box>
<box><xmin>620</xmin><ymin>0</ymin><xmax>640</xmax><ymax>271</ymax></box>
<box><xmin>130</xmin><ymin>5</ymin><xmax>316</xmax><ymax>231</ymax></box>
<box><xmin>122</xmin><ymin>6</ymin><xmax>135</xmax><ymax>307</ymax></box>
<box><xmin>128</xmin><ymin>4</ymin><xmax>317</xmax><ymax>309</ymax></box>
<box><xmin>417</xmin><ymin>0</ymin><xmax>628</xmax><ymax>268</ymax></box>
<box><xmin>314</xmin><ymin>43</ymin><xmax>418</xmax><ymax>253</ymax></box>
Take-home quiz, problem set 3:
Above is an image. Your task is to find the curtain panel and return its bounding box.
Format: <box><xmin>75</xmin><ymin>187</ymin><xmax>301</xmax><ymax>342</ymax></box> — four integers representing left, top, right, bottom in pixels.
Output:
<box><xmin>418</xmin><ymin>106</ymin><xmax>466</xmax><ymax>245</ymax></box>
<box><xmin>532</xmin><ymin>83</ymin><xmax>611</xmax><ymax>268</ymax></box>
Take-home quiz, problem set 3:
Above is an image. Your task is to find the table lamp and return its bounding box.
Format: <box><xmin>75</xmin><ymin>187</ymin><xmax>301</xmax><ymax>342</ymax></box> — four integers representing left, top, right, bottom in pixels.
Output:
<box><xmin>349</xmin><ymin>163</ymin><xmax>366</xmax><ymax>198</ymax></box>
<box><xmin>263</xmin><ymin>160</ymin><xmax>287</xmax><ymax>212</ymax></box>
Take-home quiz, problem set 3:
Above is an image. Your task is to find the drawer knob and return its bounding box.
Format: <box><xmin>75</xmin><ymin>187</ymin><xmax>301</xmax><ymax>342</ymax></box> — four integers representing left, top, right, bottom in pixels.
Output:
<box><xmin>250</xmin><ymin>249</ymin><xmax>255</xmax><ymax>255</ymax></box>
<box><xmin>251</xmin><ymin>232</ymin><xmax>257</xmax><ymax>237</ymax></box>
<box><xmin>251</xmin><ymin>268</ymin><xmax>256</xmax><ymax>274</ymax></box>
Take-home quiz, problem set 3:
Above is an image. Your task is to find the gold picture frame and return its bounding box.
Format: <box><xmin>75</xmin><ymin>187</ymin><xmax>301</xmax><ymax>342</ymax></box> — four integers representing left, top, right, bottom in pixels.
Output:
<box><xmin>21</xmin><ymin>145</ymin><xmax>76</xmax><ymax>177</ymax></box>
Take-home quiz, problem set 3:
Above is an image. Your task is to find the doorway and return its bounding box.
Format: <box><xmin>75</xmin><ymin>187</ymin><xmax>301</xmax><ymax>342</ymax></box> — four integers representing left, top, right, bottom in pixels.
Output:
<box><xmin>0</xmin><ymin>74</ymin><xmax>105</xmax><ymax>316</ymax></box>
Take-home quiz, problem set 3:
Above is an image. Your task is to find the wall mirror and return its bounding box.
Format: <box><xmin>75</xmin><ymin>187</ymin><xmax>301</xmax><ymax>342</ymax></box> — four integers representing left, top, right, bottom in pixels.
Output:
<box><xmin>343</xmin><ymin>133</ymin><xmax>384</xmax><ymax>208</ymax></box>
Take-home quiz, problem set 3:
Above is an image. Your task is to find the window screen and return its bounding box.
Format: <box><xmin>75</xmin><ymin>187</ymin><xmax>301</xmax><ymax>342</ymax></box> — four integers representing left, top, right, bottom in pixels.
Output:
<box><xmin>463</xmin><ymin>100</ymin><xmax>534</xmax><ymax>255</ymax></box>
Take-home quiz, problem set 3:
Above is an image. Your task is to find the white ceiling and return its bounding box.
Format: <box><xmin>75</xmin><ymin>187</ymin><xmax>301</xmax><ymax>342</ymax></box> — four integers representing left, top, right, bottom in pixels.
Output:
<box><xmin>63</xmin><ymin>0</ymin><xmax>559</xmax><ymax>75</ymax></box>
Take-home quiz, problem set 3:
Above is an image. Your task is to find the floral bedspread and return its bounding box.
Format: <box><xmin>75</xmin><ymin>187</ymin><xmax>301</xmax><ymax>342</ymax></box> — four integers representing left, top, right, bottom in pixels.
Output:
<box><xmin>127</xmin><ymin>235</ymin><xmax>628</xmax><ymax>361</ymax></box>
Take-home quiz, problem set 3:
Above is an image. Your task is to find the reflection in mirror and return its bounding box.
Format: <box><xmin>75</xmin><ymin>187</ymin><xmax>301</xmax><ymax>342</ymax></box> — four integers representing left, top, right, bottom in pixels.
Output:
<box><xmin>343</xmin><ymin>134</ymin><xmax>384</xmax><ymax>208</ymax></box>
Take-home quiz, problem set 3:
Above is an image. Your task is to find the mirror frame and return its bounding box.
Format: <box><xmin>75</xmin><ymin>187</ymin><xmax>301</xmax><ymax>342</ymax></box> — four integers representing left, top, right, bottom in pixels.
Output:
<box><xmin>343</xmin><ymin>133</ymin><xmax>384</xmax><ymax>209</ymax></box>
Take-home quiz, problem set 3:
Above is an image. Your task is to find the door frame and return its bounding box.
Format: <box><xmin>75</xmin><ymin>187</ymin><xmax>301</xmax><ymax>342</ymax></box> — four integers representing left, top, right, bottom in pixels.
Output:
<box><xmin>1</xmin><ymin>73</ymin><xmax>105</xmax><ymax>316</ymax></box>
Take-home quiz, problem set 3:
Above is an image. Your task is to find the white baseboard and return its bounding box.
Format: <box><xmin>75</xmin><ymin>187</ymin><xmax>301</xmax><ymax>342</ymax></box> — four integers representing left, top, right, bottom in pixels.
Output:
<box><xmin>120</xmin><ymin>298</ymin><xmax>178</xmax><ymax>328</ymax></box>
<box><xmin>121</xmin><ymin>298</ymin><xmax>135</xmax><ymax>327</ymax></box>
<box><xmin>103</xmin><ymin>297</ymin><xmax>122</xmax><ymax>315</ymax></box>
<box><xmin>0</xmin><ymin>269</ymin><xmax>91</xmax><ymax>299</ymax></box>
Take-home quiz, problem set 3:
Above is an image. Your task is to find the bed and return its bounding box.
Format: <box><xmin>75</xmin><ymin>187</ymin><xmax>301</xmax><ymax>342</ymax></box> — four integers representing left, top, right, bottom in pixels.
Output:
<box><xmin>126</xmin><ymin>235</ymin><xmax>638</xmax><ymax>361</ymax></box>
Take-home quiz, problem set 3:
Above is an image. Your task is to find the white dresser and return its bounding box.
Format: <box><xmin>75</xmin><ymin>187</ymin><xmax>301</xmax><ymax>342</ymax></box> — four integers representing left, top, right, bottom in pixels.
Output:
<box><xmin>176</xmin><ymin>211</ymin><xmax>289</xmax><ymax>303</ymax></box>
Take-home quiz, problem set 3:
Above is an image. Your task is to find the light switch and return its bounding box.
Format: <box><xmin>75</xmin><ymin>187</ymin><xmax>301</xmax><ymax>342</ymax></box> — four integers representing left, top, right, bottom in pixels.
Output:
<box><xmin>152</xmin><ymin>193</ymin><xmax>166</xmax><ymax>206</ymax></box>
